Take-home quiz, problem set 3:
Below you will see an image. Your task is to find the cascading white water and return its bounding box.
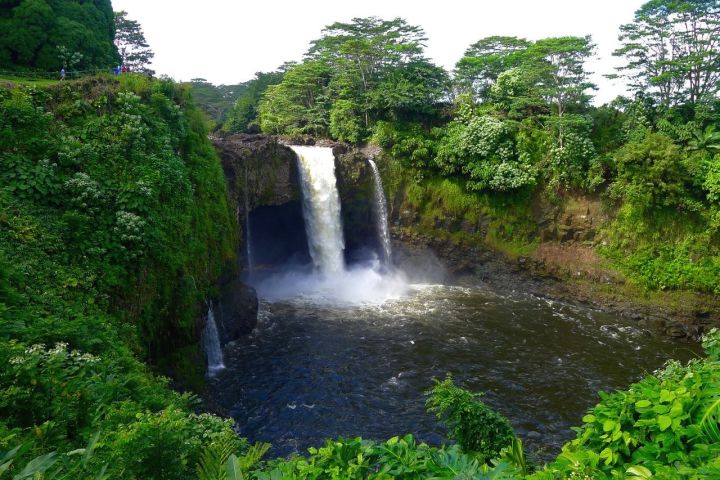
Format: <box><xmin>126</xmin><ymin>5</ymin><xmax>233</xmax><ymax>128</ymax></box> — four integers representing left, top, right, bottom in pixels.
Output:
<box><xmin>290</xmin><ymin>146</ymin><xmax>345</xmax><ymax>275</ymax></box>
<box><xmin>255</xmin><ymin>146</ymin><xmax>408</xmax><ymax>305</ymax></box>
<box><xmin>201</xmin><ymin>304</ymin><xmax>225</xmax><ymax>375</ymax></box>
<box><xmin>368</xmin><ymin>159</ymin><xmax>392</xmax><ymax>265</ymax></box>
<box><xmin>244</xmin><ymin>163</ymin><xmax>254</xmax><ymax>278</ymax></box>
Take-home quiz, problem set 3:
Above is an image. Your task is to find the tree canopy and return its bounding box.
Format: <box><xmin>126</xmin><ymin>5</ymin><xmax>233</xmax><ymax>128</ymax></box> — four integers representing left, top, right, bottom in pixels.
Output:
<box><xmin>0</xmin><ymin>0</ymin><xmax>118</xmax><ymax>71</ymax></box>
<box><xmin>223</xmin><ymin>70</ymin><xmax>285</xmax><ymax>133</ymax></box>
<box><xmin>258</xmin><ymin>17</ymin><xmax>449</xmax><ymax>142</ymax></box>
<box><xmin>114</xmin><ymin>10</ymin><xmax>154</xmax><ymax>73</ymax></box>
<box><xmin>614</xmin><ymin>0</ymin><xmax>720</xmax><ymax>105</ymax></box>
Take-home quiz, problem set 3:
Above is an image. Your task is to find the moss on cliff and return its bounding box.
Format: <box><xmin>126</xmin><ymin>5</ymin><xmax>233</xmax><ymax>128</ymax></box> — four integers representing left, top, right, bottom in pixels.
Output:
<box><xmin>382</xmin><ymin>155</ymin><xmax>538</xmax><ymax>258</ymax></box>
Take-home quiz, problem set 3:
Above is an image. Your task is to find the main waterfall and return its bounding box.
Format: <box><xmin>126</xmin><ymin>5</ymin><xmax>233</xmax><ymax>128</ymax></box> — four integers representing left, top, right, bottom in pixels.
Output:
<box><xmin>290</xmin><ymin>146</ymin><xmax>345</xmax><ymax>275</ymax></box>
<box><xmin>254</xmin><ymin>145</ymin><xmax>408</xmax><ymax>305</ymax></box>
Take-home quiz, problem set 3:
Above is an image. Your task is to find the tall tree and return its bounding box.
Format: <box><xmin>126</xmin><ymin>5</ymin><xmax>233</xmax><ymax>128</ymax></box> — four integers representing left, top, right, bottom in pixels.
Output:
<box><xmin>114</xmin><ymin>10</ymin><xmax>154</xmax><ymax>73</ymax></box>
<box><xmin>614</xmin><ymin>0</ymin><xmax>720</xmax><ymax>105</ymax></box>
<box><xmin>454</xmin><ymin>36</ymin><xmax>531</xmax><ymax>101</ymax></box>
<box><xmin>308</xmin><ymin>16</ymin><xmax>427</xmax><ymax>92</ymax></box>
<box><xmin>0</xmin><ymin>0</ymin><xmax>118</xmax><ymax>71</ymax></box>
<box><xmin>258</xmin><ymin>16</ymin><xmax>448</xmax><ymax>142</ymax></box>
<box><xmin>258</xmin><ymin>60</ymin><xmax>331</xmax><ymax>135</ymax></box>
<box><xmin>223</xmin><ymin>70</ymin><xmax>285</xmax><ymax>133</ymax></box>
<box><xmin>307</xmin><ymin>17</ymin><xmax>435</xmax><ymax>129</ymax></box>
<box><xmin>529</xmin><ymin>36</ymin><xmax>596</xmax><ymax>119</ymax></box>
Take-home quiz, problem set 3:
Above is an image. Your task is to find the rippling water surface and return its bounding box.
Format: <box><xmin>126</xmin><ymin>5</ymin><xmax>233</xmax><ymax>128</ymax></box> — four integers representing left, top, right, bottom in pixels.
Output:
<box><xmin>210</xmin><ymin>282</ymin><xmax>698</xmax><ymax>460</ymax></box>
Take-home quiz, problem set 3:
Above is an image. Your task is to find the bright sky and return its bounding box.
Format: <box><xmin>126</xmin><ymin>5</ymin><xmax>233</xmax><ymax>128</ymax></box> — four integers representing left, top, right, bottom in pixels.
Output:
<box><xmin>111</xmin><ymin>0</ymin><xmax>645</xmax><ymax>104</ymax></box>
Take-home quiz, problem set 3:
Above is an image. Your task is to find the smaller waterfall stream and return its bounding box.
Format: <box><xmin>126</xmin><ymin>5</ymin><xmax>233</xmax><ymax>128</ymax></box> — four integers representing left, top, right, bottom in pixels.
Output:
<box><xmin>368</xmin><ymin>159</ymin><xmax>392</xmax><ymax>265</ymax></box>
<box><xmin>201</xmin><ymin>304</ymin><xmax>225</xmax><ymax>375</ymax></box>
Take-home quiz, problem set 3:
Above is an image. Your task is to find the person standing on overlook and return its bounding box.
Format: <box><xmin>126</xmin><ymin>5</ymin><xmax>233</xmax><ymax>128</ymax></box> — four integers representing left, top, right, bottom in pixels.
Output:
<box><xmin>60</xmin><ymin>67</ymin><xmax>65</xmax><ymax>80</ymax></box>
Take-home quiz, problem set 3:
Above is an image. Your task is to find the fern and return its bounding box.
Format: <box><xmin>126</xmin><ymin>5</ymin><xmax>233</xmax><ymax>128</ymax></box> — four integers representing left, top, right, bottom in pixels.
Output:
<box><xmin>236</xmin><ymin>442</ymin><xmax>271</xmax><ymax>471</ymax></box>
<box><xmin>197</xmin><ymin>437</ymin><xmax>238</xmax><ymax>480</ymax></box>
<box><xmin>499</xmin><ymin>437</ymin><xmax>527</xmax><ymax>474</ymax></box>
<box><xmin>197</xmin><ymin>440</ymin><xmax>270</xmax><ymax>480</ymax></box>
<box><xmin>699</xmin><ymin>398</ymin><xmax>720</xmax><ymax>443</ymax></box>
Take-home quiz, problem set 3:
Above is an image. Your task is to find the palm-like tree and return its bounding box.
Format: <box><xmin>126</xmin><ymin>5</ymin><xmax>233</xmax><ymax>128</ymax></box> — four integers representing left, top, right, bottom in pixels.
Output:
<box><xmin>688</xmin><ymin>125</ymin><xmax>720</xmax><ymax>155</ymax></box>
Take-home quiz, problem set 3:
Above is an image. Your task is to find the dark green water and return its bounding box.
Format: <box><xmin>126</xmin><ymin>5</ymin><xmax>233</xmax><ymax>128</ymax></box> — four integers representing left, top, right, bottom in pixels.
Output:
<box><xmin>210</xmin><ymin>283</ymin><xmax>699</xmax><ymax>460</ymax></box>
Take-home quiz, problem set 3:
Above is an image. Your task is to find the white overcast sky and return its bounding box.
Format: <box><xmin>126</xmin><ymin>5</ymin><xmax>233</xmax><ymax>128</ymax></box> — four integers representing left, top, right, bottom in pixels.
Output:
<box><xmin>111</xmin><ymin>0</ymin><xmax>645</xmax><ymax>104</ymax></box>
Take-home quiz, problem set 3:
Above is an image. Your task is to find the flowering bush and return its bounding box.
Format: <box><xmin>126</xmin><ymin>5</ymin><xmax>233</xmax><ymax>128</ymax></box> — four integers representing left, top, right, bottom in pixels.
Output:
<box><xmin>434</xmin><ymin>114</ymin><xmax>536</xmax><ymax>192</ymax></box>
<box><xmin>64</xmin><ymin>172</ymin><xmax>105</xmax><ymax>213</ymax></box>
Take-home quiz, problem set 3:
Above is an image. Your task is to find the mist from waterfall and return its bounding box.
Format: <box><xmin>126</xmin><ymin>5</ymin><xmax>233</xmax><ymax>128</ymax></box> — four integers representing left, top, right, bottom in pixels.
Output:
<box><xmin>201</xmin><ymin>304</ymin><xmax>225</xmax><ymax>375</ymax></box>
<box><xmin>368</xmin><ymin>159</ymin><xmax>392</xmax><ymax>266</ymax></box>
<box><xmin>290</xmin><ymin>146</ymin><xmax>345</xmax><ymax>275</ymax></box>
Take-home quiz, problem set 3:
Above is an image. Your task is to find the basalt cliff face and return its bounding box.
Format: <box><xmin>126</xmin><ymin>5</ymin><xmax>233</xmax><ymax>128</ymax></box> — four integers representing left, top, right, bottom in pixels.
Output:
<box><xmin>213</xmin><ymin>134</ymin><xmax>382</xmax><ymax>267</ymax></box>
<box><xmin>215</xmin><ymin>133</ymin><xmax>303</xmax><ymax>209</ymax></box>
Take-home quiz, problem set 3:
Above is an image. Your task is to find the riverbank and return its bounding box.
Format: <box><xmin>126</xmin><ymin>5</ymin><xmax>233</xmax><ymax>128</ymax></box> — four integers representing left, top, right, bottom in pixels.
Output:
<box><xmin>393</xmin><ymin>229</ymin><xmax>717</xmax><ymax>340</ymax></box>
<box><xmin>378</xmin><ymin>153</ymin><xmax>718</xmax><ymax>341</ymax></box>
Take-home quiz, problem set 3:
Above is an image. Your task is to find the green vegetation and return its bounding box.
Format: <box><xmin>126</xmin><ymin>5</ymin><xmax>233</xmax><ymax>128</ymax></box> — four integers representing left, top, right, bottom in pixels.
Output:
<box><xmin>533</xmin><ymin>328</ymin><xmax>720</xmax><ymax>480</ymax></box>
<box><xmin>188</xmin><ymin>78</ymin><xmax>251</xmax><ymax>129</ymax></box>
<box><xmin>256</xmin><ymin>17</ymin><xmax>448</xmax><ymax>140</ymax></box>
<box><xmin>426</xmin><ymin>375</ymin><xmax>516</xmax><ymax>462</ymax></box>
<box><xmin>0</xmin><ymin>74</ymin><xmax>239</xmax><ymax>477</ymax></box>
<box><xmin>251</xmin><ymin>1</ymin><xmax>720</xmax><ymax>296</ymax></box>
<box><xmin>189</xmin><ymin>70</ymin><xmax>285</xmax><ymax>132</ymax></box>
<box><xmin>223</xmin><ymin>70</ymin><xmax>285</xmax><ymax>133</ymax></box>
<box><xmin>0</xmin><ymin>0</ymin><xmax>119</xmax><ymax>72</ymax></box>
<box><xmin>1</xmin><ymin>0</ymin><xmax>719</xmax><ymax>478</ymax></box>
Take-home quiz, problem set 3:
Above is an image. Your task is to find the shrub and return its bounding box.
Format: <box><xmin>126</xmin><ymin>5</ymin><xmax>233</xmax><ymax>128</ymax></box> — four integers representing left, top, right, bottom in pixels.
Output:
<box><xmin>426</xmin><ymin>374</ymin><xmax>515</xmax><ymax>461</ymax></box>
<box><xmin>534</xmin><ymin>329</ymin><xmax>720</xmax><ymax>479</ymax></box>
<box><xmin>0</xmin><ymin>76</ymin><xmax>238</xmax><ymax>479</ymax></box>
<box><xmin>434</xmin><ymin>115</ymin><xmax>536</xmax><ymax>192</ymax></box>
<box><xmin>609</xmin><ymin>133</ymin><xmax>695</xmax><ymax>211</ymax></box>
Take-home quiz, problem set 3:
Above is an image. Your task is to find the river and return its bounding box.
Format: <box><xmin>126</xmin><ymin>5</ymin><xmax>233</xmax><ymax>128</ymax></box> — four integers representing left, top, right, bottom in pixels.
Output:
<box><xmin>209</xmin><ymin>281</ymin><xmax>698</xmax><ymax>461</ymax></box>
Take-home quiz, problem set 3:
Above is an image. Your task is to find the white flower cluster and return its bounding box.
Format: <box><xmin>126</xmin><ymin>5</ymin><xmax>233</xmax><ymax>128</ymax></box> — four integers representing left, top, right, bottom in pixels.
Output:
<box><xmin>25</xmin><ymin>343</ymin><xmax>46</xmax><ymax>354</ymax></box>
<box><xmin>549</xmin><ymin>132</ymin><xmax>596</xmax><ymax>167</ymax></box>
<box><xmin>115</xmin><ymin>92</ymin><xmax>150</xmax><ymax>142</ymax></box>
<box><xmin>135</xmin><ymin>179</ymin><xmax>154</xmax><ymax>199</ymax></box>
<box><xmin>64</xmin><ymin>172</ymin><xmax>104</xmax><ymax>212</ymax></box>
<box><xmin>460</xmin><ymin>116</ymin><xmax>516</xmax><ymax>165</ymax></box>
<box><xmin>9</xmin><ymin>342</ymin><xmax>99</xmax><ymax>366</ymax></box>
<box><xmin>116</xmin><ymin>92</ymin><xmax>142</xmax><ymax>111</ymax></box>
<box><xmin>489</xmin><ymin>162</ymin><xmax>537</xmax><ymax>192</ymax></box>
<box><xmin>115</xmin><ymin>210</ymin><xmax>146</xmax><ymax>240</ymax></box>
<box><xmin>37</xmin><ymin>158</ymin><xmax>58</xmax><ymax>171</ymax></box>
<box><xmin>114</xmin><ymin>211</ymin><xmax>147</xmax><ymax>258</ymax></box>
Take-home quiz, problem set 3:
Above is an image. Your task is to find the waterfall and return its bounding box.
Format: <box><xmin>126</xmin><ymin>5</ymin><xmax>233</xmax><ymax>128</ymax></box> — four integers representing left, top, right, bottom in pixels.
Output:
<box><xmin>244</xmin><ymin>162</ymin><xmax>254</xmax><ymax>278</ymax></box>
<box><xmin>290</xmin><ymin>146</ymin><xmax>345</xmax><ymax>274</ymax></box>
<box><xmin>201</xmin><ymin>304</ymin><xmax>225</xmax><ymax>375</ymax></box>
<box><xmin>368</xmin><ymin>159</ymin><xmax>392</xmax><ymax>265</ymax></box>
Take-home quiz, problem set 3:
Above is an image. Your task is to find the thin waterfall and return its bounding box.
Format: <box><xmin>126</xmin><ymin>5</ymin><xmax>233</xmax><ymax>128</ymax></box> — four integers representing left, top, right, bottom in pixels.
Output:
<box><xmin>201</xmin><ymin>303</ymin><xmax>225</xmax><ymax>375</ymax></box>
<box><xmin>368</xmin><ymin>159</ymin><xmax>392</xmax><ymax>265</ymax></box>
<box><xmin>290</xmin><ymin>146</ymin><xmax>345</xmax><ymax>274</ymax></box>
<box><xmin>244</xmin><ymin>162</ymin><xmax>254</xmax><ymax>278</ymax></box>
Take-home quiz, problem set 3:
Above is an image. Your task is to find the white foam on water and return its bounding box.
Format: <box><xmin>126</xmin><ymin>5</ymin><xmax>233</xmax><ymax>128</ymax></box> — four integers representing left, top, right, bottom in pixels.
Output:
<box><xmin>256</xmin><ymin>260</ymin><xmax>410</xmax><ymax>306</ymax></box>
